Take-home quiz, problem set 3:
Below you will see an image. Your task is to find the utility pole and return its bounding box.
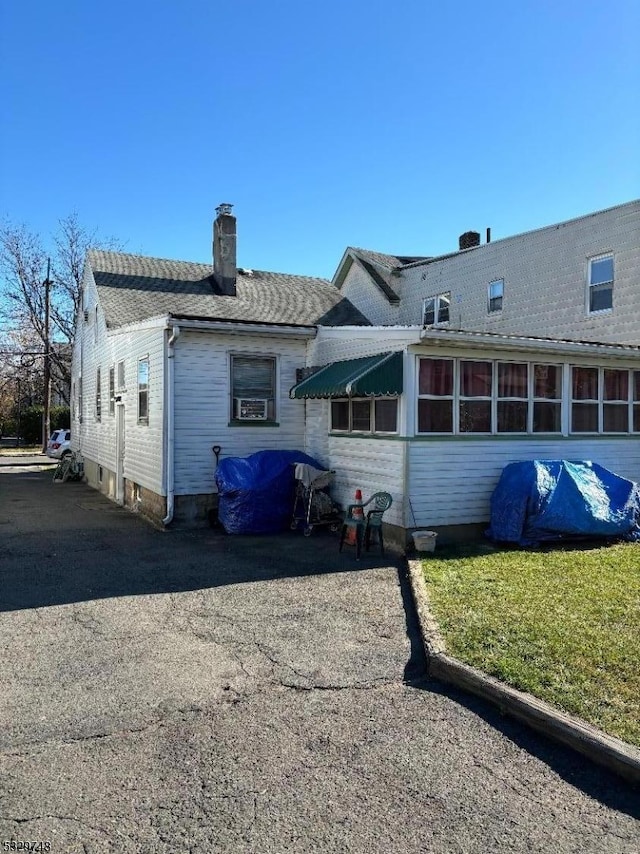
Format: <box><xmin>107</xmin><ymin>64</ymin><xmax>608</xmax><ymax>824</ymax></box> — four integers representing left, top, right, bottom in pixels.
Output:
<box><xmin>42</xmin><ymin>258</ymin><xmax>52</xmax><ymax>453</ymax></box>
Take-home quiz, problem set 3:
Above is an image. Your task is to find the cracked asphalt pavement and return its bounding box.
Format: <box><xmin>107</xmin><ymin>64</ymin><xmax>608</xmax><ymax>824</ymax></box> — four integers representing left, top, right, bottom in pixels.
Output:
<box><xmin>0</xmin><ymin>469</ymin><xmax>638</xmax><ymax>853</ymax></box>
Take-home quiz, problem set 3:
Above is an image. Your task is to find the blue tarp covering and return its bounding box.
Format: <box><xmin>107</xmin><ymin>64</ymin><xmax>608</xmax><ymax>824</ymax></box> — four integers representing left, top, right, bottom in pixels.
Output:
<box><xmin>486</xmin><ymin>460</ymin><xmax>640</xmax><ymax>545</ymax></box>
<box><xmin>215</xmin><ymin>449</ymin><xmax>325</xmax><ymax>534</ymax></box>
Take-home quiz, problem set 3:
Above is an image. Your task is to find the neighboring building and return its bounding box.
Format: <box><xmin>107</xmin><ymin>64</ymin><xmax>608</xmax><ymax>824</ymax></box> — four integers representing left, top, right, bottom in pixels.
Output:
<box><xmin>72</xmin><ymin>199</ymin><xmax>640</xmax><ymax>546</ymax></box>
<box><xmin>334</xmin><ymin>199</ymin><xmax>640</xmax><ymax>343</ymax></box>
<box><xmin>71</xmin><ymin>204</ymin><xmax>369</xmax><ymax>525</ymax></box>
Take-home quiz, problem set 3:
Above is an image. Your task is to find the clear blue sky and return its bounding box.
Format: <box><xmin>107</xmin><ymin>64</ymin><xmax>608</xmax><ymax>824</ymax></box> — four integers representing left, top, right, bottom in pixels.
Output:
<box><xmin>1</xmin><ymin>0</ymin><xmax>639</xmax><ymax>279</ymax></box>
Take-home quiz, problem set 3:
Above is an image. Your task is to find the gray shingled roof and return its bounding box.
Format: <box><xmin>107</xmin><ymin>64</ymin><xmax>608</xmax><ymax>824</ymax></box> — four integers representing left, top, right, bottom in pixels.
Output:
<box><xmin>351</xmin><ymin>247</ymin><xmax>431</xmax><ymax>269</ymax></box>
<box><xmin>88</xmin><ymin>250</ymin><xmax>371</xmax><ymax>329</ymax></box>
<box><xmin>345</xmin><ymin>247</ymin><xmax>432</xmax><ymax>304</ymax></box>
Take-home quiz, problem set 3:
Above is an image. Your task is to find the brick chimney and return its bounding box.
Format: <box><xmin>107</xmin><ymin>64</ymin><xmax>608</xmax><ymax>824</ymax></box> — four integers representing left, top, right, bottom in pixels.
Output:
<box><xmin>213</xmin><ymin>203</ymin><xmax>237</xmax><ymax>296</ymax></box>
<box><xmin>459</xmin><ymin>230</ymin><xmax>481</xmax><ymax>251</ymax></box>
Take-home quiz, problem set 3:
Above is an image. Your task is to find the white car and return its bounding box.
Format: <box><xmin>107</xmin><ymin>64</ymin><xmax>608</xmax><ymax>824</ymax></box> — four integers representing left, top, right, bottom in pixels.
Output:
<box><xmin>46</xmin><ymin>428</ymin><xmax>71</xmax><ymax>459</ymax></box>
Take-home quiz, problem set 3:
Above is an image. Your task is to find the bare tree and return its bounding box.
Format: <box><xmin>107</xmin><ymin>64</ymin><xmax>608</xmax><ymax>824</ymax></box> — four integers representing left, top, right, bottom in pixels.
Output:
<box><xmin>0</xmin><ymin>214</ymin><xmax>122</xmax><ymax>443</ymax></box>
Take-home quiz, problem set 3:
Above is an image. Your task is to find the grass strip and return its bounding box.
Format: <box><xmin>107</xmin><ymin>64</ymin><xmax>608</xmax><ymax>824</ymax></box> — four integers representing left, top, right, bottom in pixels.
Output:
<box><xmin>422</xmin><ymin>542</ymin><xmax>640</xmax><ymax>746</ymax></box>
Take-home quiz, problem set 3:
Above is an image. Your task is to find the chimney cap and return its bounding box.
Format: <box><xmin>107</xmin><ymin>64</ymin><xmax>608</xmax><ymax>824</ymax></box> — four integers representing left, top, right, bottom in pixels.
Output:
<box><xmin>216</xmin><ymin>202</ymin><xmax>234</xmax><ymax>217</ymax></box>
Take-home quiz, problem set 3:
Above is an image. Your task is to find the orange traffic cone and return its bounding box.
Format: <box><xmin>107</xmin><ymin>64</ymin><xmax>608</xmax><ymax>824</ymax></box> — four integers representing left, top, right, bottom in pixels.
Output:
<box><xmin>346</xmin><ymin>489</ymin><xmax>364</xmax><ymax>545</ymax></box>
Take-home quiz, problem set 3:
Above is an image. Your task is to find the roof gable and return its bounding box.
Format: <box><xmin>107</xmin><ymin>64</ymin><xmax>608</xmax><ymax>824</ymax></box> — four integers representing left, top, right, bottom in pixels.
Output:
<box><xmin>332</xmin><ymin>247</ymin><xmax>431</xmax><ymax>304</ymax></box>
<box><xmin>88</xmin><ymin>250</ymin><xmax>371</xmax><ymax>329</ymax></box>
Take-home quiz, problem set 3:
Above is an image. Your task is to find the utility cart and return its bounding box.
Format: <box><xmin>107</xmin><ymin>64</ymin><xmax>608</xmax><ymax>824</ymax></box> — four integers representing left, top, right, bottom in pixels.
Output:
<box><xmin>290</xmin><ymin>463</ymin><xmax>342</xmax><ymax>536</ymax></box>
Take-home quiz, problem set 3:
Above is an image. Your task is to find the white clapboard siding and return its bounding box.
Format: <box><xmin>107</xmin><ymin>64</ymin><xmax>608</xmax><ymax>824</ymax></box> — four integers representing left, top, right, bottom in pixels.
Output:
<box><xmin>307</xmin><ymin>327</ymin><xmax>419</xmax><ymax>367</ymax></box>
<box><xmin>399</xmin><ymin>200</ymin><xmax>640</xmax><ymax>345</ymax></box>
<box><xmin>408</xmin><ymin>437</ymin><xmax>640</xmax><ymax>527</ymax></box>
<box><xmin>325</xmin><ymin>437</ymin><xmax>405</xmax><ymax>528</ymax></box>
<box><xmin>304</xmin><ymin>399</ymin><xmax>330</xmax><ymax>464</ymax></box>
<box><xmin>71</xmin><ymin>268</ymin><xmax>166</xmax><ymax>494</ymax></box>
<box><xmin>340</xmin><ymin>259</ymin><xmax>400</xmax><ymax>326</ymax></box>
<box><xmin>173</xmin><ymin>331</ymin><xmax>308</xmax><ymax>495</ymax></box>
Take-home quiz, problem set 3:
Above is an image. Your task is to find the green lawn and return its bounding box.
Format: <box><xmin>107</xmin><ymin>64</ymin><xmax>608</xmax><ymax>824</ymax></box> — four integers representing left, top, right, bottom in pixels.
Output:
<box><xmin>421</xmin><ymin>542</ymin><xmax>640</xmax><ymax>747</ymax></box>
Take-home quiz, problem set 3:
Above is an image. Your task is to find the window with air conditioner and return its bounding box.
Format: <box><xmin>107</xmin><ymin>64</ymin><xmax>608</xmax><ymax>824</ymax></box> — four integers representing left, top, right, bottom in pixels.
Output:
<box><xmin>231</xmin><ymin>355</ymin><xmax>276</xmax><ymax>422</ymax></box>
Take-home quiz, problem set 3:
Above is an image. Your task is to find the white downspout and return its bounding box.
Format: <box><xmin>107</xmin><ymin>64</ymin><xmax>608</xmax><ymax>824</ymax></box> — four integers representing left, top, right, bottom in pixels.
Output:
<box><xmin>162</xmin><ymin>325</ymin><xmax>180</xmax><ymax>526</ymax></box>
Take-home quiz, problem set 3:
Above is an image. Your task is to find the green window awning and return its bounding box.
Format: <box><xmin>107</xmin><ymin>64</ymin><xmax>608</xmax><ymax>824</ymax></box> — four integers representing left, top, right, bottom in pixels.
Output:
<box><xmin>290</xmin><ymin>351</ymin><xmax>403</xmax><ymax>399</ymax></box>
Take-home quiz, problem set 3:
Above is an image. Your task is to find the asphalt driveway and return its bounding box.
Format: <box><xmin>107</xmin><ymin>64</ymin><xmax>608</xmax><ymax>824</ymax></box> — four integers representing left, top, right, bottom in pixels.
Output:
<box><xmin>0</xmin><ymin>469</ymin><xmax>638</xmax><ymax>853</ymax></box>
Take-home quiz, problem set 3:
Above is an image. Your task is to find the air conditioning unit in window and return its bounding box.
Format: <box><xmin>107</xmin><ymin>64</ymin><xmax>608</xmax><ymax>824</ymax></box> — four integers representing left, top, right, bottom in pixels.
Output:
<box><xmin>235</xmin><ymin>398</ymin><xmax>268</xmax><ymax>420</ymax></box>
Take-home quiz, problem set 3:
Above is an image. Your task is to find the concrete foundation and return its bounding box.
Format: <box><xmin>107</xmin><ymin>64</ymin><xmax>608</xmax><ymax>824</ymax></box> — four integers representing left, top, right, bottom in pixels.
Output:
<box><xmin>82</xmin><ymin>456</ymin><xmax>167</xmax><ymax>526</ymax></box>
<box><xmin>79</xmin><ymin>459</ymin><xmax>488</xmax><ymax>550</ymax></box>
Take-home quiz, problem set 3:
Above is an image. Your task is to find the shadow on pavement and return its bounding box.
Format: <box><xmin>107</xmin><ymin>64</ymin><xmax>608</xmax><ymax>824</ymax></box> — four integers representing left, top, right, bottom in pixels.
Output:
<box><xmin>0</xmin><ymin>471</ymin><xmax>402</xmax><ymax>612</ymax></box>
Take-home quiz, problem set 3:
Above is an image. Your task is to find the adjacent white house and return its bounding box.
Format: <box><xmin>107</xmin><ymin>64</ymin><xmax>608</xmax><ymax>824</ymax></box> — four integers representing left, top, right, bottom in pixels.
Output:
<box><xmin>335</xmin><ymin>199</ymin><xmax>640</xmax><ymax>342</ymax></box>
<box><xmin>72</xmin><ymin>199</ymin><xmax>640</xmax><ymax>545</ymax></box>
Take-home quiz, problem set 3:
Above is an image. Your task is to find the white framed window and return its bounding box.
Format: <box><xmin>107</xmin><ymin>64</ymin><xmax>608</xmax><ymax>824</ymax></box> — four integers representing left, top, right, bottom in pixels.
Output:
<box><xmin>422</xmin><ymin>292</ymin><xmax>451</xmax><ymax>326</ymax></box>
<box><xmin>497</xmin><ymin>362</ymin><xmax>527</xmax><ymax>432</ymax></box>
<box><xmin>117</xmin><ymin>360</ymin><xmax>126</xmax><ymax>390</ymax></box>
<box><xmin>231</xmin><ymin>354</ymin><xmax>276</xmax><ymax>422</ymax></box>
<box><xmin>330</xmin><ymin>397</ymin><xmax>398</xmax><ymax>434</ymax></box>
<box><xmin>137</xmin><ymin>357</ymin><xmax>149</xmax><ymax>424</ymax></box>
<box><xmin>488</xmin><ymin>279</ymin><xmax>503</xmax><ymax>313</ymax></box>
<box><xmin>459</xmin><ymin>360</ymin><xmax>493</xmax><ymax>433</ymax></box>
<box><xmin>571</xmin><ymin>366</ymin><xmax>635</xmax><ymax>434</ymax></box>
<box><xmin>532</xmin><ymin>364</ymin><xmax>562</xmax><ymax>432</ymax></box>
<box><xmin>95</xmin><ymin>368</ymin><xmax>102</xmax><ymax>421</ymax></box>
<box><xmin>109</xmin><ymin>366</ymin><xmax>115</xmax><ymax>415</ymax></box>
<box><xmin>417</xmin><ymin>358</ymin><xmax>454</xmax><ymax>433</ymax></box>
<box><xmin>588</xmin><ymin>254</ymin><xmax>614</xmax><ymax>313</ymax></box>
<box><xmin>417</xmin><ymin>357</ymin><xmax>564</xmax><ymax>435</ymax></box>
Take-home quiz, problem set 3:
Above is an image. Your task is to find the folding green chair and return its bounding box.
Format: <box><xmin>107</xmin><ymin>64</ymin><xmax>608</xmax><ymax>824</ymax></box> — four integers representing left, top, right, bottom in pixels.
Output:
<box><xmin>339</xmin><ymin>491</ymin><xmax>393</xmax><ymax>560</ymax></box>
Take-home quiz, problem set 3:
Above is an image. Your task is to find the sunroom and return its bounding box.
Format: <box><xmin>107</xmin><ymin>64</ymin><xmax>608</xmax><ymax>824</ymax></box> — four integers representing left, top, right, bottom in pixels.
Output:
<box><xmin>293</xmin><ymin>327</ymin><xmax>640</xmax><ymax>546</ymax></box>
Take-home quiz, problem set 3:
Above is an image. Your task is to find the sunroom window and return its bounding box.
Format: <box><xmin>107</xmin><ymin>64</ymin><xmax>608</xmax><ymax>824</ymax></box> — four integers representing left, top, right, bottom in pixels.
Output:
<box><xmin>459</xmin><ymin>361</ymin><xmax>492</xmax><ymax>433</ymax></box>
<box><xmin>417</xmin><ymin>358</ymin><xmax>453</xmax><ymax>433</ymax></box>
<box><xmin>417</xmin><ymin>357</ymin><xmax>564</xmax><ymax>435</ymax></box>
<box><xmin>571</xmin><ymin>366</ymin><xmax>634</xmax><ymax>433</ymax></box>
<box><xmin>330</xmin><ymin>398</ymin><xmax>398</xmax><ymax>434</ymax></box>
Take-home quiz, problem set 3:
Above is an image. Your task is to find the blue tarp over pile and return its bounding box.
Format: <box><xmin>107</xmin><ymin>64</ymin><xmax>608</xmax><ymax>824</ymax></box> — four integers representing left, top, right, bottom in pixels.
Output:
<box><xmin>486</xmin><ymin>460</ymin><xmax>640</xmax><ymax>545</ymax></box>
<box><xmin>215</xmin><ymin>449</ymin><xmax>325</xmax><ymax>534</ymax></box>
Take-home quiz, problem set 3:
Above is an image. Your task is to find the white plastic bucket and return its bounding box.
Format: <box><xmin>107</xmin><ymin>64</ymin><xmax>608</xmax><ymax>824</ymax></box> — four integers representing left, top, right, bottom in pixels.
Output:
<box><xmin>412</xmin><ymin>530</ymin><xmax>437</xmax><ymax>552</ymax></box>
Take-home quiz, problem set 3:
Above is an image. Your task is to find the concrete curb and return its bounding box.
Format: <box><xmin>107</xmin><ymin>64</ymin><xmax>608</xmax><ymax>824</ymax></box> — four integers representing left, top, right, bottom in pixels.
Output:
<box><xmin>407</xmin><ymin>558</ymin><xmax>640</xmax><ymax>785</ymax></box>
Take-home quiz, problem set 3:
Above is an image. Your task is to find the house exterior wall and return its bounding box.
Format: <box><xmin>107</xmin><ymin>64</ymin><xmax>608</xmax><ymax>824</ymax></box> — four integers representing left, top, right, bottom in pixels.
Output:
<box><xmin>339</xmin><ymin>259</ymin><xmax>400</xmax><ymax>326</ymax></box>
<box><xmin>71</xmin><ymin>267</ymin><xmax>166</xmax><ymax>505</ymax></box>
<box><xmin>397</xmin><ymin>200</ymin><xmax>640</xmax><ymax>344</ymax></box>
<box><xmin>408</xmin><ymin>436</ymin><xmax>640</xmax><ymax>529</ymax></box>
<box><xmin>405</xmin><ymin>338</ymin><xmax>640</xmax><ymax>535</ymax></box>
<box><xmin>173</xmin><ymin>330</ymin><xmax>310</xmax><ymax>497</ymax></box>
<box><xmin>304</xmin><ymin>327</ymin><xmax>421</xmax><ymax>539</ymax></box>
